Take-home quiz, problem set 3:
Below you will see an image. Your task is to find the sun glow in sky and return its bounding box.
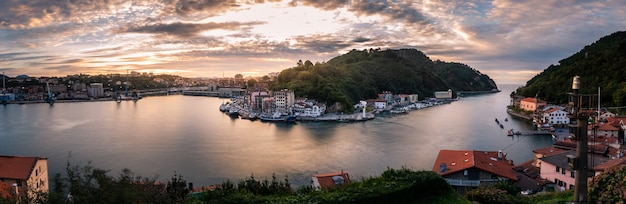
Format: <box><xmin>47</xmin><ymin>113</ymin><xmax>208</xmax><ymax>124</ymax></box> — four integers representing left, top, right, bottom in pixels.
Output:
<box><xmin>1</xmin><ymin>0</ymin><xmax>625</xmax><ymax>85</ymax></box>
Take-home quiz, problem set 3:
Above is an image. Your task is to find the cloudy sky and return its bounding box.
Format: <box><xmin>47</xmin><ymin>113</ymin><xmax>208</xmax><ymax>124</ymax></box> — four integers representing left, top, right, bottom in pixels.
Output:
<box><xmin>1</xmin><ymin>0</ymin><xmax>624</xmax><ymax>85</ymax></box>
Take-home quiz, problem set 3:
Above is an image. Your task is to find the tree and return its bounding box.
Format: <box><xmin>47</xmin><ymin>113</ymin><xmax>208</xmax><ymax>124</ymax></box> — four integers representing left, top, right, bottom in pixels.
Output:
<box><xmin>589</xmin><ymin>165</ymin><xmax>626</xmax><ymax>202</ymax></box>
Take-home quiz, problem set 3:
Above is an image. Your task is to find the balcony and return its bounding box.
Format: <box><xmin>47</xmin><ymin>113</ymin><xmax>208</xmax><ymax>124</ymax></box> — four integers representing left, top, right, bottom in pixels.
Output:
<box><xmin>445</xmin><ymin>178</ymin><xmax>500</xmax><ymax>187</ymax></box>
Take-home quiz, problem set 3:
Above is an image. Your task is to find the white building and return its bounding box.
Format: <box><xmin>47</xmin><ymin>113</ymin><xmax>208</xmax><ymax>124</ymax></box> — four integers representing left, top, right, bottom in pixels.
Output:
<box><xmin>88</xmin><ymin>83</ymin><xmax>105</xmax><ymax>98</ymax></box>
<box><xmin>542</xmin><ymin>108</ymin><xmax>569</xmax><ymax>125</ymax></box>
<box><xmin>293</xmin><ymin>100</ymin><xmax>326</xmax><ymax>117</ymax></box>
<box><xmin>434</xmin><ymin>89</ymin><xmax>453</xmax><ymax>99</ymax></box>
<box><xmin>273</xmin><ymin>89</ymin><xmax>295</xmax><ymax>113</ymax></box>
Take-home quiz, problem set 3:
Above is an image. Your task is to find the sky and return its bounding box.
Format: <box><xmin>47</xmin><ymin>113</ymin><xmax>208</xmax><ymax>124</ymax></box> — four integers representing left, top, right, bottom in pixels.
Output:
<box><xmin>1</xmin><ymin>0</ymin><xmax>625</xmax><ymax>85</ymax></box>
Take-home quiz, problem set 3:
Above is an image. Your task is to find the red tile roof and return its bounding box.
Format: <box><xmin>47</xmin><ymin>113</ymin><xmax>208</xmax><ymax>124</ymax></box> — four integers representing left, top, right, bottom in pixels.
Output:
<box><xmin>533</xmin><ymin>147</ymin><xmax>568</xmax><ymax>157</ymax></box>
<box><xmin>520</xmin><ymin>97</ymin><xmax>546</xmax><ymax>104</ymax></box>
<box><xmin>0</xmin><ymin>156</ymin><xmax>40</xmax><ymax>180</ymax></box>
<box><xmin>545</xmin><ymin>108</ymin><xmax>560</xmax><ymax>114</ymax></box>
<box><xmin>432</xmin><ymin>150</ymin><xmax>517</xmax><ymax>181</ymax></box>
<box><xmin>598</xmin><ymin>123</ymin><xmax>619</xmax><ymax>131</ymax></box>
<box><xmin>313</xmin><ymin>172</ymin><xmax>350</xmax><ymax>190</ymax></box>
<box><xmin>594</xmin><ymin>158</ymin><xmax>626</xmax><ymax>172</ymax></box>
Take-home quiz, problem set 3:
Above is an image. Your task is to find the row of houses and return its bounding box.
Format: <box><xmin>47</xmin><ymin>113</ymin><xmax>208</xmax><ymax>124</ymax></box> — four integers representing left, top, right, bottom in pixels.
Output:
<box><xmin>433</xmin><ymin>114</ymin><xmax>626</xmax><ymax>194</ymax></box>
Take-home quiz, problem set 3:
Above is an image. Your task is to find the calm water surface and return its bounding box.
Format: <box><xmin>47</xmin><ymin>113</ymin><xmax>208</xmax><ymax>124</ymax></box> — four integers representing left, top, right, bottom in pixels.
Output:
<box><xmin>0</xmin><ymin>84</ymin><xmax>552</xmax><ymax>187</ymax></box>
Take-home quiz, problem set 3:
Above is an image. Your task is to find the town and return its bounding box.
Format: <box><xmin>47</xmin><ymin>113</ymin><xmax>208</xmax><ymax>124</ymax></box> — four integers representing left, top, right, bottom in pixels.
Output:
<box><xmin>0</xmin><ymin>72</ymin><xmax>458</xmax><ymax>122</ymax></box>
<box><xmin>2</xmin><ymin>74</ymin><xmax>625</xmax><ymax>202</ymax></box>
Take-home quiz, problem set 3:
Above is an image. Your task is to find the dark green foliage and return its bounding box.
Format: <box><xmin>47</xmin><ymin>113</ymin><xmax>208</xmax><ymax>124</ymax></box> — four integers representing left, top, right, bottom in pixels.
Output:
<box><xmin>270</xmin><ymin>48</ymin><xmax>498</xmax><ymax>112</ymax></box>
<box><xmin>47</xmin><ymin>157</ymin><xmax>190</xmax><ymax>204</ymax></box>
<box><xmin>589</xmin><ymin>165</ymin><xmax>626</xmax><ymax>202</ymax></box>
<box><xmin>515</xmin><ymin>31</ymin><xmax>626</xmax><ymax>109</ymax></box>
<box><xmin>197</xmin><ymin>167</ymin><xmax>455</xmax><ymax>203</ymax></box>
<box><xmin>465</xmin><ymin>187</ymin><xmax>509</xmax><ymax>204</ymax></box>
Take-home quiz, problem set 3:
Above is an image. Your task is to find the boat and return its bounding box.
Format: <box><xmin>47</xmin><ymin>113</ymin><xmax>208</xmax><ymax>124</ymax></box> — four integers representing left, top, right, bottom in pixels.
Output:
<box><xmin>260</xmin><ymin>112</ymin><xmax>296</xmax><ymax>123</ymax></box>
<box><xmin>504</xmin><ymin>118</ymin><xmax>508</xmax><ymax>122</ymax></box>
<box><xmin>228</xmin><ymin>107</ymin><xmax>240</xmax><ymax>118</ymax></box>
<box><xmin>115</xmin><ymin>70</ymin><xmax>141</xmax><ymax>102</ymax></box>
<box><xmin>499</xmin><ymin>124</ymin><xmax>504</xmax><ymax>129</ymax></box>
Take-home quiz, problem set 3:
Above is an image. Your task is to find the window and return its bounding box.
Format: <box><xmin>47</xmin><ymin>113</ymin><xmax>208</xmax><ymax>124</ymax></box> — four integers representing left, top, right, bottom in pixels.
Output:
<box><xmin>561</xmin><ymin>168</ymin><xmax>566</xmax><ymax>174</ymax></box>
<box><xmin>571</xmin><ymin>170</ymin><xmax>575</xmax><ymax>178</ymax></box>
<box><xmin>556</xmin><ymin>166</ymin><xmax>560</xmax><ymax>172</ymax></box>
<box><xmin>570</xmin><ymin>184</ymin><xmax>575</xmax><ymax>190</ymax></box>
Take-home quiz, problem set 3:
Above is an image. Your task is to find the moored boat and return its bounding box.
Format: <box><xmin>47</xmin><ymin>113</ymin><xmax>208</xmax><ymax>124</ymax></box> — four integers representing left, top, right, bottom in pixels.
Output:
<box><xmin>260</xmin><ymin>112</ymin><xmax>296</xmax><ymax>123</ymax></box>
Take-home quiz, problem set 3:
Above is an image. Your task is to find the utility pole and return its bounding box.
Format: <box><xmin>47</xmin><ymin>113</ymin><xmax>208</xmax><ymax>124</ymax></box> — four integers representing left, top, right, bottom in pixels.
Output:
<box><xmin>567</xmin><ymin>76</ymin><xmax>595</xmax><ymax>203</ymax></box>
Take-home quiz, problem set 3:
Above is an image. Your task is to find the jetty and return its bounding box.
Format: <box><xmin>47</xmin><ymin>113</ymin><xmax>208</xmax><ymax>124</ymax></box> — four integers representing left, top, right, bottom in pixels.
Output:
<box><xmin>506</xmin><ymin>109</ymin><xmax>533</xmax><ymax>120</ymax></box>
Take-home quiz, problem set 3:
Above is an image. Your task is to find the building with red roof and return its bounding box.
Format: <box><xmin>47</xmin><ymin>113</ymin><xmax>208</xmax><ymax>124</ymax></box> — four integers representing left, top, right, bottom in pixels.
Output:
<box><xmin>432</xmin><ymin>150</ymin><xmax>517</xmax><ymax>190</ymax></box>
<box><xmin>0</xmin><ymin>155</ymin><xmax>48</xmax><ymax>199</ymax></box>
<box><xmin>519</xmin><ymin>97</ymin><xmax>547</xmax><ymax>112</ymax></box>
<box><xmin>311</xmin><ymin>171</ymin><xmax>350</xmax><ymax>190</ymax></box>
<box><xmin>532</xmin><ymin>146</ymin><xmax>568</xmax><ymax>168</ymax></box>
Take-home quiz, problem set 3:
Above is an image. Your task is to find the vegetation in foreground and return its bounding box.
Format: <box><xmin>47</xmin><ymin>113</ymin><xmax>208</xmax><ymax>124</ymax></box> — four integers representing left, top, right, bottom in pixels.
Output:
<box><xmin>4</xmin><ymin>162</ymin><xmax>625</xmax><ymax>203</ymax></box>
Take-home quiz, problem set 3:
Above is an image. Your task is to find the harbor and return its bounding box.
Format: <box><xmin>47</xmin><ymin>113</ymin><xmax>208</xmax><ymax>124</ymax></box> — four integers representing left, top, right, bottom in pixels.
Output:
<box><xmin>0</xmin><ymin>84</ymin><xmax>551</xmax><ymax>189</ymax></box>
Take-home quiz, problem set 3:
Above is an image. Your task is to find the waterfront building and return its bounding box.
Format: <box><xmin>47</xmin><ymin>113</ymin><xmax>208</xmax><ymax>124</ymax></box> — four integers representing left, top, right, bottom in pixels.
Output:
<box><xmin>273</xmin><ymin>89</ymin><xmax>295</xmax><ymax>114</ymax></box>
<box><xmin>368</xmin><ymin>99</ymin><xmax>387</xmax><ymax>109</ymax></box>
<box><xmin>311</xmin><ymin>171</ymin><xmax>350</xmax><ymax>190</ymax></box>
<box><xmin>293</xmin><ymin>100</ymin><xmax>326</xmax><ymax>117</ymax></box>
<box><xmin>519</xmin><ymin>97</ymin><xmax>546</xmax><ymax>112</ymax></box>
<box><xmin>408</xmin><ymin>94</ymin><xmax>419</xmax><ymax>103</ymax></box>
<box><xmin>542</xmin><ymin>108</ymin><xmax>570</xmax><ymax>125</ymax></box>
<box><xmin>88</xmin><ymin>83</ymin><xmax>105</xmax><ymax>98</ymax></box>
<box><xmin>249</xmin><ymin>91</ymin><xmax>270</xmax><ymax>111</ymax></box>
<box><xmin>378</xmin><ymin>91</ymin><xmax>393</xmax><ymax>104</ymax></box>
<box><xmin>0</xmin><ymin>155</ymin><xmax>49</xmax><ymax>200</ymax></box>
<box><xmin>433</xmin><ymin>150</ymin><xmax>517</xmax><ymax>191</ymax></box>
<box><xmin>434</xmin><ymin>89</ymin><xmax>453</xmax><ymax>99</ymax></box>
<box><xmin>396</xmin><ymin>94</ymin><xmax>410</xmax><ymax>106</ymax></box>
<box><xmin>218</xmin><ymin>87</ymin><xmax>246</xmax><ymax>98</ymax></box>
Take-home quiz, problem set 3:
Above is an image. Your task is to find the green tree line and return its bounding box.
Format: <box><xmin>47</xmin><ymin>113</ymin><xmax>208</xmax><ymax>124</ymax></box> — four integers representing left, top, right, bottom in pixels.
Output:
<box><xmin>270</xmin><ymin>48</ymin><xmax>498</xmax><ymax>112</ymax></box>
<box><xmin>514</xmin><ymin>31</ymin><xmax>626</xmax><ymax>109</ymax></box>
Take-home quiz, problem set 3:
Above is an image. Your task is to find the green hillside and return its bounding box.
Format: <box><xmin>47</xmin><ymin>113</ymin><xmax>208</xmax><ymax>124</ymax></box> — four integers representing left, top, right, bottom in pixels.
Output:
<box><xmin>270</xmin><ymin>48</ymin><xmax>498</xmax><ymax>111</ymax></box>
<box><xmin>514</xmin><ymin>31</ymin><xmax>626</xmax><ymax>106</ymax></box>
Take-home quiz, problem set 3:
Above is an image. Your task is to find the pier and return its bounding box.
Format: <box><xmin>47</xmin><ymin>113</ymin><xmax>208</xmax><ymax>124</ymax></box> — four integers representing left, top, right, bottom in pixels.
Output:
<box><xmin>506</xmin><ymin>109</ymin><xmax>533</xmax><ymax>120</ymax></box>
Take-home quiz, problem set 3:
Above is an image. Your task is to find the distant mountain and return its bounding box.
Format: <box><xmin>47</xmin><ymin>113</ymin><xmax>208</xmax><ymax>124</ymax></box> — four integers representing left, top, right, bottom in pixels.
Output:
<box><xmin>270</xmin><ymin>48</ymin><xmax>498</xmax><ymax>111</ymax></box>
<box><xmin>514</xmin><ymin>31</ymin><xmax>626</xmax><ymax>106</ymax></box>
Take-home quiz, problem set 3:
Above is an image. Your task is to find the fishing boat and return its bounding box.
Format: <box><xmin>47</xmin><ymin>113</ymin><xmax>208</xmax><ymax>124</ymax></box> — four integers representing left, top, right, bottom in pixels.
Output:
<box><xmin>260</xmin><ymin>112</ymin><xmax>296</xmax><ymax>123</ymax></box>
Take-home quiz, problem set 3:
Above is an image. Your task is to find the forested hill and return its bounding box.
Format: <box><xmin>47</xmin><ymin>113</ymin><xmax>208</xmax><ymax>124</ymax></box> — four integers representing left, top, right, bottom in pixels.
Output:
<box><xmin>513</xmin><ymin>31</ymin><xmax>626</xmax><ymax>106</ymax></box>
<box><xmin>269</xmin><ymin>48</ymin><xmax>498</xmax><ymax>111</ymax></box>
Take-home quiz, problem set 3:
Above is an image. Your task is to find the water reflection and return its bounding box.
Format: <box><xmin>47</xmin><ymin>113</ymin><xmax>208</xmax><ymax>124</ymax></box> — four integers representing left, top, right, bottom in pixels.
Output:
<box><xmin>0</xmin><ymin>84</ymin><xmax>554</xmax><ymax>188</ymax></box>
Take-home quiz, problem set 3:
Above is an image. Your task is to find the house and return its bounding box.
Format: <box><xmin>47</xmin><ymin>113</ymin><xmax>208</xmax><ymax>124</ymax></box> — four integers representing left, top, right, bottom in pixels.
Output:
<box><xmin>408</xmin><ymin>94</ymin><xmax>419</xmax><ymax>103</ymax></box>
<box><xmin>0</xmin><ymin>155</ymin><xmax>49</xmax><ymax>199</ymax></box>
<box><xmin>599</xmin><ymin>111</ymin><xmax>616</xmax><ymax>121</ymax></box>
<box><xmin>434</xmin><ymin>89</ymin><xmax>453</xmax><ymax>99</ymax></box>
<box><xmin>513</xmin><ymin>160</ymin><xmax>550</xmax><ymax>194</ymax></box>
<box><xmin>538</xmin><ymin>151</ymin><xmax>611</xmax><ymax>192</ymax></box>
<box><xmin>519</xmin><ymin>97</ymin><xmax>547</xmax><ymax>112</ymax></box>
<box><xmin>311</xmin><ymin>171</ymin><xmax>350</xmax><ymax>190</ymax></box>
<box><xmin>542</xmin><ymin>108</ymin><xmax>569</xmax><ymax>125</ymax></box>
<box><xmin>293</xmin><ymin>100</ymin><xmax>326</xmax><ymax>117</ymax></box>
<box><xmin>592</xmin><ymin>123</ymin><xmax>620</xmax><ymax>138</ymax></box>
<box><xmin>532</xmin><ymin>146</ymin><xmax>568</xmax><ymax>168</ymax></box>
<box><xmin>368</xmin><ymin>99</ymin><xmax>387</xmax><ymax>109</ymax></box>
<box><xmin>432</xmin><ymin>150</ymin><xmax>517</xmax><ymax>190</ymax></box>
